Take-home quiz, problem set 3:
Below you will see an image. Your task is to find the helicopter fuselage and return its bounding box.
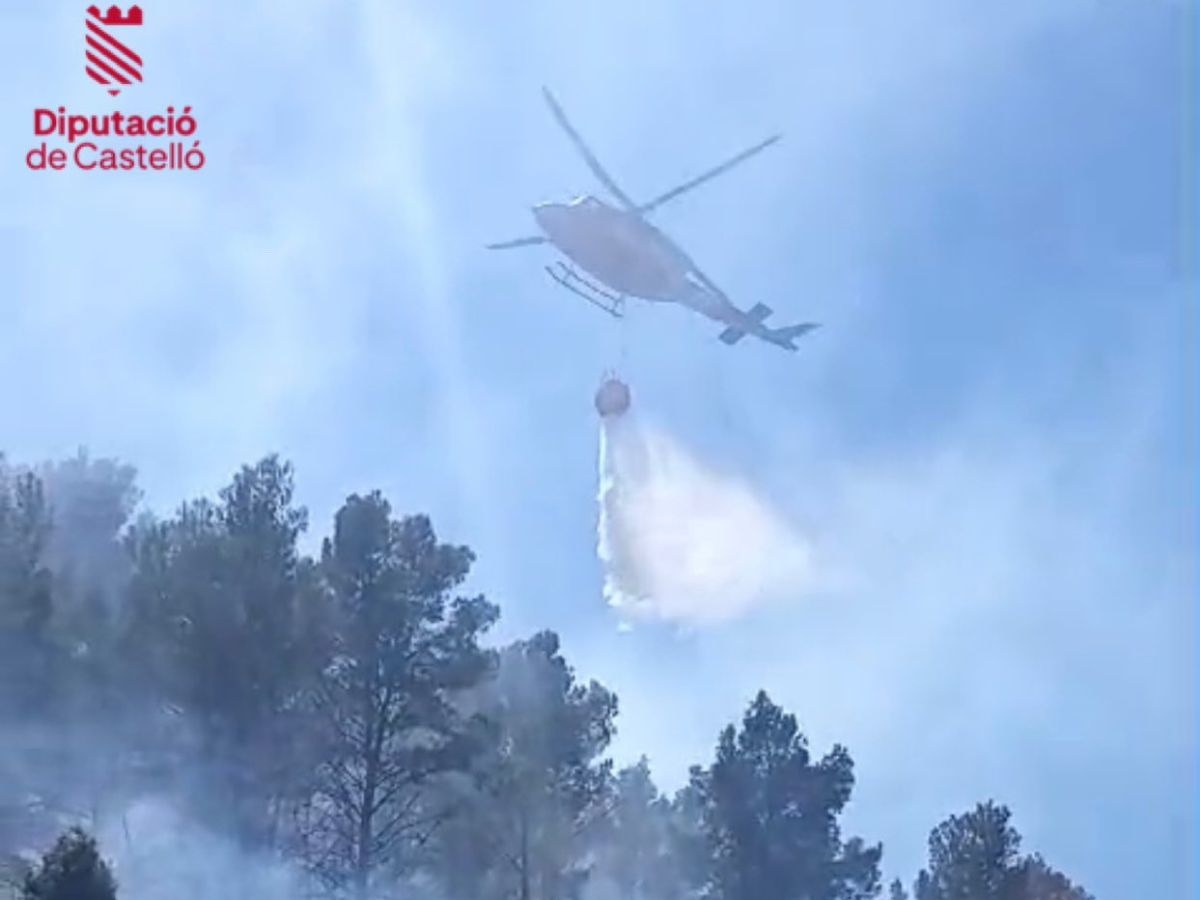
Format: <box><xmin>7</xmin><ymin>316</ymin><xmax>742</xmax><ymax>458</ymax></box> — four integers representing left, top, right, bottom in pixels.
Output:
<box><xmin>532</xmin><ymin>196</ymin><xmax>700</xmax><ymax>303</ymax></box>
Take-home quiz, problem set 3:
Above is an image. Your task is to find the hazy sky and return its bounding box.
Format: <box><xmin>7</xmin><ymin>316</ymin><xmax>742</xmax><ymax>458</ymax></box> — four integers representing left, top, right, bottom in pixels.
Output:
<box><xmin>1</xmin><ymin>0</ymin><xmax>1194</xmax><ymax>897</ymax></box>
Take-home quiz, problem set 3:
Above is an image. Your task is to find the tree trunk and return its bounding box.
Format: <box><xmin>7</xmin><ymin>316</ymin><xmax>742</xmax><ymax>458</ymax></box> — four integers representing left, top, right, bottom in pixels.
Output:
<box><xmin>354</xmin><ymin>658</ymin><xmax>387</xmax><ymax>900</ymax></box>
<box><xmin>520</xmin><ymin>809</ymin><xmax>531</xmax><ymax>900</ymax></box>
<box><xmin>356</xmin><ymin>771</ymin><xmax>376</xmax><ymax>900</ymax></box>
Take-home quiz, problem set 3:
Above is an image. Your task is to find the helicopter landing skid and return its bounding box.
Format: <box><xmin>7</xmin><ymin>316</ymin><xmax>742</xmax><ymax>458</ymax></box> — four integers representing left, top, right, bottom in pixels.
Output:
<box><xmin>545</xmin><ymin>262</ymin><xmax>625</xmax><ymax>318</ymax></box>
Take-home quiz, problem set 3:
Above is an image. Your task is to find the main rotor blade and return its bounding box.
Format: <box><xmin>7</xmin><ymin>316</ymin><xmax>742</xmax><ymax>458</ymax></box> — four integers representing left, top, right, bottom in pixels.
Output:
<box><xmin>486</xmin><ymin>235</ymin><xmax>548</xmax><ymax>250</ymax></box>
<box><xmin>638</xmin><ymin>134</ymin><xmax>782</xmax><ymax>214</ymax></box>
<box><xmin>542</xmin><ymin>87</ymin><xmax>638</xmax><ymax>211</ymax></box>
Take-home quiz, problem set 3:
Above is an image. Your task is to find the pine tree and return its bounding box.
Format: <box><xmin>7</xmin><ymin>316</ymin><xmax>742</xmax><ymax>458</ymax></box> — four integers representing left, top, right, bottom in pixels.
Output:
<box><xmin>693</xmin><ymin>691</ymin><xmax>881</xmax><ymax>900</ymax></box>
<box><xmin>299</xmin><ymin>496</ymin><xmax>498</xmax><ymax>899</ymax></box>
<box><xmin>914</xmin><ymin>803</ymin><xmax>1093</xmax><ymax>900</ymax></box>
<box><xmin>22</xmin><ymin>828</ymin><xmax>117</xmax><ymax>900</ymax></box>
<box><xmin>434</xmin><ymin>631</ymin><xmax>617</xmax><ymax>900</ymax></box>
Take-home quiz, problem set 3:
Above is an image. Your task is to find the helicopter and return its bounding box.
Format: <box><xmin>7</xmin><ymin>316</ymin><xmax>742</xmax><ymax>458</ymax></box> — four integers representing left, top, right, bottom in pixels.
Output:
<box><xmin>487</xmin><ymin>88</ymin><xmax>819</xmax><ymax>351</ymax></box>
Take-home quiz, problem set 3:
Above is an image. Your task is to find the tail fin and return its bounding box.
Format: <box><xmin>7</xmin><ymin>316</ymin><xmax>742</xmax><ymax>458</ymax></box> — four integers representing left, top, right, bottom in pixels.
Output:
<box><xmin>718</xmin><ymin>303</ymin><xmax>773</xmax><ymax>345</ymax></box>
<box><xmin>767</xmin><ymin>322</ymin><xmax>820</xmax><ymax>350</ymax></box>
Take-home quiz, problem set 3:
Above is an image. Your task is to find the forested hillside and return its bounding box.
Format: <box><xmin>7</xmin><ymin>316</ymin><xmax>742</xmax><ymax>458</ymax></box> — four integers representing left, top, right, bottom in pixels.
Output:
<box><xmin>0</xmin><ymin>452</ymin><xmax>1091</xmax><ymax>900</ymax></box>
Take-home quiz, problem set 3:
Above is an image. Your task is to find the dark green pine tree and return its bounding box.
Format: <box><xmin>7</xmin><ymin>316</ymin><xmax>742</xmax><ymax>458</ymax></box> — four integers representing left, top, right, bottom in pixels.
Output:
<box><xmin>594</xmin><ymin>758</ymin><xmax>687</xmax><ymax>900</ymax></box>
<box><xmin>434</xmin><ymin>630</ymin><xmax>617</xmax><ymax>900</ymax></box>
<box><xmin>1015</xmin><ymin>855</ymin><xmax>1094</xmax><ymax>900</ymax></box>
<box><xmin>22</xmin><ymin>828</ymin><xmax>117</xmax><ymax>900</ymax></box>
<box><xmin>301</xmin><ymin>495</ymin><xmax>498</xmax><ymax>900</ymax></box>
<box><xmin>913</xmin><ymin>802</ymin><xmax>1093</xmax><ymax>900</ymax></box>
<box><xmin>695</xmin><ymin>690</ymin><xmax>881</xmax><ymax>900</ymax></box>
<box><xmin>121</xmin><ymin>455</ymin><xmax>328</xmax><ymax>850</ymax></box>
<box><xmin>0</xmin><ymin>466</ymin><xmax>54</xmax><ymax>647</ymax></box>
<box><xmin>914</xmin><ymin>801</ymin><xmax>1022</xmax><ymax>900</ymax></box>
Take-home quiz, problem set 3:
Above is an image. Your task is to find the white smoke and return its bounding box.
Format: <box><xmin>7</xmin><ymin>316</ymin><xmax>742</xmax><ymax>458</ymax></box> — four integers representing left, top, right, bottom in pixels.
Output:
<box><xmin>597</xmin><ymin>411</ymin><xmax>815</xmax><ymax>627</ymax></box>
<box><xmin>98</xmin><ymin>798</ymin><xmax>313</xmax><ymax>900</ymax></box>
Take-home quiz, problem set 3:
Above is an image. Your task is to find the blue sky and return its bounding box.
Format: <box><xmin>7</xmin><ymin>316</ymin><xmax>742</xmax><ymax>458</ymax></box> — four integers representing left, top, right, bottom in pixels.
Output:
<box><xmin>0</xmin><ymin>0</ymin><xmax>1194</xmax><ymax>897</ymax></box>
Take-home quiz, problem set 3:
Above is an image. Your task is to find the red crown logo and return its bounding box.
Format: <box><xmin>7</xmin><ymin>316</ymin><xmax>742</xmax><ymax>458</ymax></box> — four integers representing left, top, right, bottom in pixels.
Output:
<box><xmin>85</xmin><ymin>5</ymin><xmax>143</xmax><ymax>96</ymax></box>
